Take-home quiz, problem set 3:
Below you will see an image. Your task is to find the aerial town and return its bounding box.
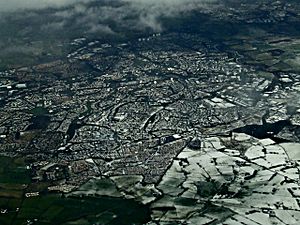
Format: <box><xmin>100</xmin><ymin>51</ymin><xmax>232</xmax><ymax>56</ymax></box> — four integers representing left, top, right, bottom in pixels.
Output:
<box><xmin>1</xmin><ymin>0</ymin><xmax>300</xmax><ymax>224</ymax></box>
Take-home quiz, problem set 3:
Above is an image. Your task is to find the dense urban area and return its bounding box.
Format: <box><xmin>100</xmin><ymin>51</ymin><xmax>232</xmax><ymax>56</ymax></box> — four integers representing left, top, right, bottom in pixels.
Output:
<box><xmin>1</xmin><ymin>0</ymin><xmax>300</xmax><ymax>224</ymax></box>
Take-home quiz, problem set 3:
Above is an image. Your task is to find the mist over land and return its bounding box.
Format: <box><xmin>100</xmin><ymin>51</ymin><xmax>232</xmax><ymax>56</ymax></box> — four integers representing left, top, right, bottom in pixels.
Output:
<box><xmin>0</xmin><ymin>0</ymin><xmax>219</xmax><ymax>32</ymax></box>
<box><xmin>0</xmin><ymin>0</ymin><xmax>222</xmax><ymax>69</ymax></box>
<box><xmin>0</xmin><ymin>0</ymin><xmax>299</xmax><ymax>69</ymax></box>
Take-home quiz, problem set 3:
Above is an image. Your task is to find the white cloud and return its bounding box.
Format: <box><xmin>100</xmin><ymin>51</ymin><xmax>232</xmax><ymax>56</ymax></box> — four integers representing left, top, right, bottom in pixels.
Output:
<box><xmin>122</xmin><ymin>0</ymin><xmax>218</xmax><ymax>31</ymax></box>
<box><xmin>0</xmin><ymin>0</ymin><xmax>84</xmax><ymax>12</ymax></box>
<box><xmin>0</xmin><ymin>0</ymin><xmax>220</xmax><ymax>33</ymax></box>
<box><xmin>0</xmin><ymin>0</ymin><xmax>217</xmax><ymax>13</ymax></box>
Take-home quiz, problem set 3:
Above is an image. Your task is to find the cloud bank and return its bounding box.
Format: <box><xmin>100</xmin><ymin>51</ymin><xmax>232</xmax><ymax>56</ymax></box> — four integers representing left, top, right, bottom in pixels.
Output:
<box><xmin>0</xmin><ymin>0</ymin><xmax>84</xmax><ymax>12</ymax></box>
<box><xmin>0</xmin><ymin>0</ymin><xmax>219</xmax><ymax>34</ymax></box>
<box><xmin>123</xmin><ymin>0</ymin><xmax>218</xmax><ymax>31</ymax></box>
<box><xmin>50</xmin><ymin>0</ymin><xmax>218</xmax><ymax>32</ymax></box>
<box><xmin>0</xmin><ymin>0</ymin><xmax>217</xmax><ymax>12</ymax></box>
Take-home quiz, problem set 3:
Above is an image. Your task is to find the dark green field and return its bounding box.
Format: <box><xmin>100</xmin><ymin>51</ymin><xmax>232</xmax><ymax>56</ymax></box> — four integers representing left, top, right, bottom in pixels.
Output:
<box><xmin>0</xmin><ymin>157</ymin><xmax>150</xmax><ymax>225</ymax></box>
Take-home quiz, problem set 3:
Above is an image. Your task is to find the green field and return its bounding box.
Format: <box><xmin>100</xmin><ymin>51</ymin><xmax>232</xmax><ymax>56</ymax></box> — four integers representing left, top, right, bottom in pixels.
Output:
<box><xmin>0</xmin><ymin>194</ymin><xmax>150</xmax><ymax>225</ymax></box>
<box><xmin>0</xmin><ymin>157</ymin><xmax>150</xmax><ymax>225</ymax></box>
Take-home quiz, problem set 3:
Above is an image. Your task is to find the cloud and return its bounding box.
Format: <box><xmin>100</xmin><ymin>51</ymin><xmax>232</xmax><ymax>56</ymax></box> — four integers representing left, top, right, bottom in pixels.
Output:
<box><xmin>87</xmin><ymin>24</ymin><xmax>116</xmax><ymax>34</ymax></box>
<box><xmin>0</xmin><ymin>0</ymin><xmax>221</xmax><ymax>69</ymax></box>
<box><xmin>0</xmin><ymin>0</ymin><xmax>220</xmax><ymax>35</ymax></box>
<box><xmin>124</xmin><ymin>0</ymin><xmax>218</xmax><ymax>31</ymax></box>
<box><xmin>51</xmin><ymin>0</ymin><xmax>219</xmax><ymax>32</ymax></box>
<box><xmin>41</xmin><ymin>21</ymin><xmax>66</xmax><ymax>31</ymax></box>
<box><xmin>0</xmin><ymin>0</ymin><xmax>84</xmax><ymax>12</ymax></box>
